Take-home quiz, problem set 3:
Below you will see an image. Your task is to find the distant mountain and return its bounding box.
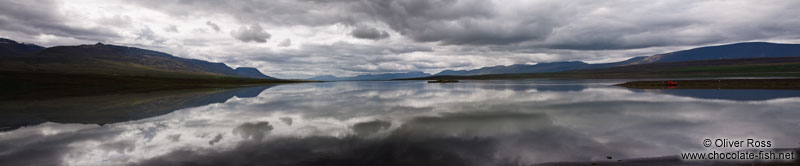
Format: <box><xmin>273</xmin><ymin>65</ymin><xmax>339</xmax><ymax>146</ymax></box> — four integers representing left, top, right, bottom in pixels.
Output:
<box><xmin>0</xmin><ymin>38</ymin><xmax>275</xmax><ymax>79</ymax></box>
<box><xmin>308</xmin><ymin>71</ymin><xmax>431</xmax><ymax>81</ymax></box>
<box><xmin>307</xmin><ymin>75</ymin><xmax>341</xmax><ymax>81</ymax></box>
<box><xmin>435</xmin><ymin>42</ymin><xmax>800</xmax><ymax>76</ymax></box>
<box><xmin>437</xmin><ymin>61</ymin><xmax>595</xmax><ymax>76</ymax></box>
<box><xmin>234</xmin><ymin>67</ymin><xmax>275</xmax><ymax>79</ymax></box>
<box><xmin>0</xmin><ymin>38</ymin><xmax>45</xmax><ymax>56</ymax></box>
<box><xmin>623</xmin><ymin>42</ymin><xmax>800</xmax><ymax>64</ymax></box>
<box><xmin>404</xmin><ymin>56</ymin><xmax>800</xmax><ymax>80</ymax></box>
<box><xmin>577</xmin><ymin>56</ymin><xmax>800</xmax><ymax>74</ymax></box>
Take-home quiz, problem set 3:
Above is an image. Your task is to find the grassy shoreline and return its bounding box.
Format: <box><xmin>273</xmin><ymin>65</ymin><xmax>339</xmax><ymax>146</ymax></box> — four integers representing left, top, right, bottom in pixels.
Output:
<box><xmin>0</xmin><ymin>70</ymin><xmax>315</xmax><ymax>100</ymax></box>
<box><xmin>615</xmin><ymin>78</ymin><xmax>800</xmax><ymax>89</ymax></box>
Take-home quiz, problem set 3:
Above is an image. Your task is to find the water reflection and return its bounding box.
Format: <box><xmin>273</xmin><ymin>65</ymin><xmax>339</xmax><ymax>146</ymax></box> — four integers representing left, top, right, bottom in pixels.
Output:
<box><xmin>1</xmin><ymin>80</ymin><xmax>799</xmax><ymax>166</ymax></box>
<box><xmin>637</xmin><ymin>89</ymin><xmax>800</xmax><ymax>101</ymax></box>
<box><xmin>0</xmin><ymin>86</ymin><xmax>273</xmax><ymax>130</ymax></box>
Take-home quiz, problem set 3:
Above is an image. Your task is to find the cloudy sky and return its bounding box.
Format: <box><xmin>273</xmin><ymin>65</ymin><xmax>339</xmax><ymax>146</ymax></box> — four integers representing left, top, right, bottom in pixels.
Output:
<box><xmin>2</xmin><ymin>0</ymin><xmax>800</xmax><ymax>79</ymax></box>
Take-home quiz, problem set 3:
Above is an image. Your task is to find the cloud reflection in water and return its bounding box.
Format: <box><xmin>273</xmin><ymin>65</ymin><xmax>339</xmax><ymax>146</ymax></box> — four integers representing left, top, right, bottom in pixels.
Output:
<box><xmin>1</xmin><ymin>80</ymin><xmax>800</xmax><ymax>166</ymax></box>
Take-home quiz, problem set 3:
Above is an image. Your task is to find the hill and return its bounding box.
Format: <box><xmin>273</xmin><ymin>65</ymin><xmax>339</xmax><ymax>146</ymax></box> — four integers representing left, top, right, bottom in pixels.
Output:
<box><xmin>626</xmin><ymin>42</ymin><xmax>800</xmax><ymax>64</ymax></box>
<box><xmin>437</xmin><ymin>61</ymin><xmax>594</xmax><ymax>76</ymax></box>
<box><xmin>234</xmin><ymin>67</ymin><xmax>275</xmax><ymax>79</ymax></box>
<box><xmin>404</xmin><ymin>57</ymin><xmax>800</xmax><ymax>80</ymax></box>
<box><xmin>0</xmin><ymin>38</ymin><xmax>45</xmax><ymax>56</ymax></box>
<box><xmin>0</xmin><ymin>38</ymin><xmax>274</xmax><ymax>79</ymax></box>
<box><xmin>0</xmin><ymin>38</ymin><xmax>307</xmax><ymax>93</ymax></box>
<box><xmin>434</xmin><ymin>42</ymin><xmax>800</xmax><ymax>76</ymax></box>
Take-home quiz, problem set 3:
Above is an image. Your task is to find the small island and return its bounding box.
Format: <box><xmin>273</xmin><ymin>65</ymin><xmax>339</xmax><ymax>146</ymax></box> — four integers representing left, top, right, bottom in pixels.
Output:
<box><xmin>428</xmin><ymin>80</ymin><xmax>459</xmax><ymax>83</ymax></box>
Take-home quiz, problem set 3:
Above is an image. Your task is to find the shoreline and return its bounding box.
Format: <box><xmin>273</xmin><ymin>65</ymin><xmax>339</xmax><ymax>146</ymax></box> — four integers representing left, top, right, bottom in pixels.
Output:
<box><xmin>615</xmin><ymin>78</ymin><xmax>800</xmax><ymax>90</ymax></box>
<box><xmin>0</xmin><ymin>70</ymin><xmax>316</xmax><ymax>100</ymax></box>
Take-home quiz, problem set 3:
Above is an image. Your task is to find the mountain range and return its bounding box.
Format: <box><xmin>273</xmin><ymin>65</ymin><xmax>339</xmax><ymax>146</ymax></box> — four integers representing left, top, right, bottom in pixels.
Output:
<box><xmin>0</xmin><ymin>38</ymin><xmax>274</xmax><ymax>79</ymax></box>
<box><xmin>308</xmin><ymin>71</ymin><xmax>431</xmax><ymax>81</ymax></box>
<box><xmin>0</xmin><ymin>38</ymin><xmax>45</xmax><ymax>56</ymax></box>
<box><xmin>6</xmin><ymin>37</ymin><xmax>800</xmax><ymax>81</ymax></box>
<box><xmin>434</xmin><ymin>42</ymin><xmax>800</xmax><ymax>76</ymax></box>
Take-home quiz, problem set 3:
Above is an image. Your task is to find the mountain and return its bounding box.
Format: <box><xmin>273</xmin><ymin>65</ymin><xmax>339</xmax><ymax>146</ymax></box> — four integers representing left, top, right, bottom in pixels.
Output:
<box><xmin>234</xmin><ymin>67</ymin><xmax>275</xmax><ymax>79</ymax></box>
<box><xmin>435</xmin><ymin>42</ymin><xmax>800</xmax><ymax>76</ymax></box>
<box><xmin>0</xmin><ymin>38</ymin><xmax>275</xmax><ymax>79</ymax></box>
<box><xmin>0</xmin><ymin>38</ymin><xmax>45</xmax><ymax>56</ymax></box>
<box><xmin>404</xmin><ymin>56</ymin><xmax>800</xmax><ymax>80</ymax></box>
<box><xmin>623</xmin><ymin>42</ymin><xmax>800</xmax><ymax>64</ymax></box>
<box><xmin>308</xmin><ymin>71</ymin><xmax>431</xmax><ymax>81</ymax></box>
<box><xmin>307</xmin><ymin>75</ymin><xmax>341</xmax><ymax>81</ymax></box>
<box><xmin>437</xmin><ymin>61</ymin><xmax>594</xmax><ymax>76</ymax></box>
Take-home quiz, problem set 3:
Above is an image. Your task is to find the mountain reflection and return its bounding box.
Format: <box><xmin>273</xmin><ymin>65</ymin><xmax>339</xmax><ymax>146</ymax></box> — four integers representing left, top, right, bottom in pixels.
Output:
<box><xmin>1</xmin><ymin>80</ymin><xmax>799</xmax><ymax>166</ymax></box>
<box><xmin>0</xmin><ymin>86</ymin><xmax>274</xmax><ymax>130</ymax></box>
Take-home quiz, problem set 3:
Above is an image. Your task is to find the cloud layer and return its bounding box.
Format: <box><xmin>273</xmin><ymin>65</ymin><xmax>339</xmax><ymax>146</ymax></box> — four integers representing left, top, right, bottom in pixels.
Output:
<box><xmin>2</xmin><ymin>0</ymin><xmax>800</xmax><ymax>78</ymax></box>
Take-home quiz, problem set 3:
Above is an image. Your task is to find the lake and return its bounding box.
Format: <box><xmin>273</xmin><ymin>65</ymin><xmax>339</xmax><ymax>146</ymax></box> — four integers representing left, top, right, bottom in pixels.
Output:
<box><xmin>1</xmin><ymin>79</ymin><xmax>799</xmax><ymax>165</ymax></box>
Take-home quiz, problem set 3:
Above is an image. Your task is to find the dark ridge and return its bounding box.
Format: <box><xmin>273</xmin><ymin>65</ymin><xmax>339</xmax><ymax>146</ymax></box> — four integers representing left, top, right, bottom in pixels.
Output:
<box><xmin>402</xmin><ymin>57</ymin><xmax>800</xmax><ymax>80</ymax></box>
<box><xmin>0</xmin><ymin>38</ymin><xmax>277</xmax><ymax>79</ymax></box>
<box><xmin>433</xmin><ymin>42</ymin><xmax>800</xmax><ymax>76</ymax></box>
<box><xmin>235</xmin><ymin>67</ymin><xmax>276</xmax><ymax>79</ymax></box>
<box><xmin>0</xmin><ymin>38</ymin><xmax>46</xmax><ymax>56</ymax></box>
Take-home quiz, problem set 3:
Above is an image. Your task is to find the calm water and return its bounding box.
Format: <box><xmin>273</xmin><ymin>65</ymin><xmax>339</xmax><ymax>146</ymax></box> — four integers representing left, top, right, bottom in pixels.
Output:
<box><xmin>1</xmin><ymin>80</ymin><xmax>800</xmax><ymax>165</ymax></box>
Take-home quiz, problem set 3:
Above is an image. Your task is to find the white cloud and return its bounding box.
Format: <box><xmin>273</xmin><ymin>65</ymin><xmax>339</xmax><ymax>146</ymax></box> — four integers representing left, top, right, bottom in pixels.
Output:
<box><xmin>2</xmin><ymin>0</ymin><xmax>800</xmax><ymax>78</ymax></box>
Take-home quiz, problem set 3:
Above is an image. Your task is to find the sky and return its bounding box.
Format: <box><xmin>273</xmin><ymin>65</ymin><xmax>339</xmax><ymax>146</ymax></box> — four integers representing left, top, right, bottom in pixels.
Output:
<box><xmin>2</xmin><ymin>0</ymin><xmax>800</xmax><ymax>79</ymax></box>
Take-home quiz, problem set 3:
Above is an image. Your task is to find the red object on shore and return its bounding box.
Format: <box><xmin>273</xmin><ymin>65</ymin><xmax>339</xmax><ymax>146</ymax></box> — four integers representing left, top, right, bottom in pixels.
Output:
<box><xmin>667</xmin><ymin>81</ymin><xmax>678</xmax><ymax>85</ymax></box>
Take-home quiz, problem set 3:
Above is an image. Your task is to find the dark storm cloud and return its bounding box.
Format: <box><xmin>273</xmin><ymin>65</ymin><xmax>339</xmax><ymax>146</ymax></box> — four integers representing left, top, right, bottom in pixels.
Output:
<box><xmin>205</xmin><ymin>21</ymin><xmax>221</xmax><ymax>32</ymax></box>
<box><xmin>0</xmin><ymin>0</ymin><xmax>119</xmax><ymax>41</ymax></box>
<box><xmin>128</xmin><ymin>0</ymin><xmax>800</xmax><ymax>50</ymax></box>
<box><xmin>5</xmin><ymin>0</ymin><xmax>800</xmax><ymax>77</ymax></box>
<box><xmin>348</xmin><ymin>0</ymin><xmax>553</xmax><ymax>45</ymax></box>
<box><xmin>350</xmin><ymin>25</ymin><xmax>390</xmax><ymax>40</ymax></box>
<box><xmin>230</xmin><ymin>24</ymin><xmax>271</xmax><ymax>43</ymax></box>
<box><xmin>351</xmin><ymin>0</ymin><xmax>800</xmax><ymax>49</ymax></box>
<box><xmin>129</xmin><ymin>0</ymin><xmax>549</xmax><ymax>45</ymax></box>
<box><xmin>0</xmin><ymin>0</ymin><xmax>120</xmax><ymax>41</ymax></box>
<box><xmin>130</xmin><ymin>0</ymin><xmax>357</xmax><ymax>26</ymax></box>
